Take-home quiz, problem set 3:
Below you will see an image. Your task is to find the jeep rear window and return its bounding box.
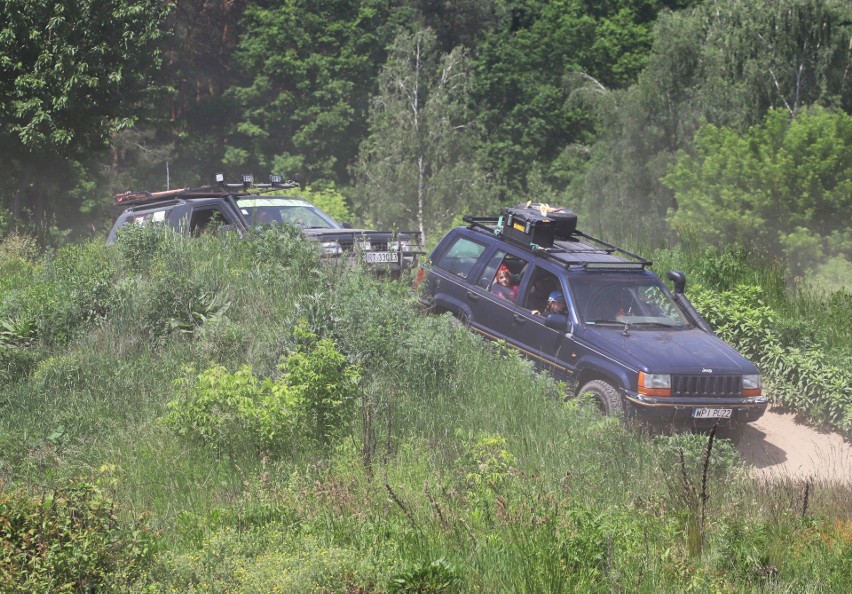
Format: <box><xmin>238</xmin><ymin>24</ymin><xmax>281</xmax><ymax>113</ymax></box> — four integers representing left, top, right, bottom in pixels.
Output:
<box><xmin>435</xmin><ymin>236</ymin><xmax>486</xmax><ymax>279</ymax></box>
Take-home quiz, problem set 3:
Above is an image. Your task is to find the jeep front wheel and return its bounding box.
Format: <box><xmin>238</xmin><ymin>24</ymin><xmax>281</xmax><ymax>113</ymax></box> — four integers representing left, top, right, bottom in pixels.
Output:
<box><xmin>579</xmin><ymin>380</ymin><xmax>624</xmax><ymax>418</ymax></box>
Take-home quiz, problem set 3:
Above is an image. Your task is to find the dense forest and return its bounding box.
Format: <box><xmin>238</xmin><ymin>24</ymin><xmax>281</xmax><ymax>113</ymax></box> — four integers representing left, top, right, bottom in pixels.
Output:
<box><xmin>1</xmin><ymin>0</ymin><xmax>850</xmax><ymax>286</ymax></box>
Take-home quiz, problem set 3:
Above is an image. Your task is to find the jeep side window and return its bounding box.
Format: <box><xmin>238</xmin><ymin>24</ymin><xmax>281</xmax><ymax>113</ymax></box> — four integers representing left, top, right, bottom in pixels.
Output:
<box><xmin>476</xmin><ymin>251</ymin><xmax>527</xmax><ymax>303</ymax></box>
<box><xmin>434</xmin><ymin>236</ymin><xmax>486</xmax><ymax>279</ymax></box>
<box><xmin>189</xmin><ymin>207</ymin><xmax>233</xmax><ymax>236</ymax></box>
<box><xmin>522</xmin><ymin>268</ymin><xmax>563</xmax><ymax>314</ymax></box>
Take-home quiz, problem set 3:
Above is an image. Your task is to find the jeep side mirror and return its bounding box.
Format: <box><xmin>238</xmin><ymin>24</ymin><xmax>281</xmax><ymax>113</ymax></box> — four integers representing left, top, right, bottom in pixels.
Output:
<box><xmin>667</xmin><ymin>270</ymin><xmax>686</xmax><ymax>294</ymax></box>
<box><xmin>341</xmin><ymin>222</ymin><xmax>353</xmax><ymax>229</ymax></box>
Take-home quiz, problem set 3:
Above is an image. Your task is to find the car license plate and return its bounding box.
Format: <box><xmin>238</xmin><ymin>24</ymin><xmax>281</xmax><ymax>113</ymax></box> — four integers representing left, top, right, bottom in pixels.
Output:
<box><xmin>691</xmin><ymin>408</ymin><xmax>732</xmax><ymax>419</ymax></box>
<box><xmin>364</xmin><ymin>252</ymin><xmax>399</xmax><ymax>263</ymax></box>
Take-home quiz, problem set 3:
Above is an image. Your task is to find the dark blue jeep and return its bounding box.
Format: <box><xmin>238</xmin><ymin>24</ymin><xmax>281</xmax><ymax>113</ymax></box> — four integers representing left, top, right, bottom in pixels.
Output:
<box><xmin>416</xmin><ymin>214</ymin><xmax>768</xmax><ymax>431</ymax></box>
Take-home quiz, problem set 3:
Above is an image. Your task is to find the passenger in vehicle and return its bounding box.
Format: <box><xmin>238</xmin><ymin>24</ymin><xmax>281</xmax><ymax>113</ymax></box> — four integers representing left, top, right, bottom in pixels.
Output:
<box><xmin>532</xmin><ymin>290</ymin><xmax>567</xmax><ymax>316</ymax></box>
<box><xmin>490</xmin><ymin>264</ymin><xmax>519</xmax><ymax>301</ymax></box>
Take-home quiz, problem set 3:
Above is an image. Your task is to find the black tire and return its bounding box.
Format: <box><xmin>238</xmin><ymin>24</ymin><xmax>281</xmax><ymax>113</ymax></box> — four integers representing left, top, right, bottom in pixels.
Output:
<box><xmin>579</xmin><ymin>380</ymin><xmax>624</xmax><ymax>418</ymax></box>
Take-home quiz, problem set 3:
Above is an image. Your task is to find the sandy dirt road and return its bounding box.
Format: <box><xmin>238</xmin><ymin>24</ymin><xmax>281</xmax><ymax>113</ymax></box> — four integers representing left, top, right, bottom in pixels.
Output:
<box><xmin>737</xmin><ymin>407</ymin><xmax>852</xmax><ymax>485</ymax></box>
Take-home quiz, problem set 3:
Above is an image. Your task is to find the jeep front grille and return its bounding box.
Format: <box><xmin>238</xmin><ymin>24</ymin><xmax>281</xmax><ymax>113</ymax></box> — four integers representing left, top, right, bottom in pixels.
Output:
<box><xmin>672</xmin><ymin>375</ymin><xmax>742</xmax><ymax>397</ymax></box>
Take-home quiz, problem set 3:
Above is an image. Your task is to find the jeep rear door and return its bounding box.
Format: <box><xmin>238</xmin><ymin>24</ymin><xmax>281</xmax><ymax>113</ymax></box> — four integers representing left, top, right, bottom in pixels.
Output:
<box><xmin>428</xmin><ymin>233</ymin><xmax>489</xmax><ymax>321</ymax></box>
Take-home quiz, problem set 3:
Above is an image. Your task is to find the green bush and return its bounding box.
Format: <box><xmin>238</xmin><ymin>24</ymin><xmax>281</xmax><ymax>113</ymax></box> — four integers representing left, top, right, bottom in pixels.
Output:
<box><xmin>114</xmin><ymin>223</ymin><xmax>167</xmax><ymax>275</ymax></box>
<box><xmin>690</xmin><ymin>284</ymin><xmax>852</xmax><ymax>433</ymax></box>
<box><xmin>390</xmin><ymin>557</ymin><xmax>461</xmax><ymax>593</ymax></box>
<box><xmin>283</xmin><ymin>326</ymin><xmax>362</xmax><ymax>447</ymax></box>
<box><xmin>0</xmin><ymin>480</ymin><xmax>154</xmax><ymax>593</ymax></box>
<box><xmin>163</xmin><ymin>364</ymin><xmax>273</xmax><ymax>456</ymax></box>
<box><xmin>0</xmin><ymin>343</ymin><xmax>41</xmax><ymax>384</ymax></box>
<box><xmin>162</xmin><ymin>328</ymin><xmax>361</xmax><ymax>458</ymax></box>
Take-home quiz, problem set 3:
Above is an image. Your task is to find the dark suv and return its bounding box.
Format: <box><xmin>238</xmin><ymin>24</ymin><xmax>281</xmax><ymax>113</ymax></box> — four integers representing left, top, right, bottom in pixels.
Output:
<box><xmin>106</xmin><ymin>175</ymin><xmax>423</xmax><ymax>274</ymax></box>
<box><xmin>416</xmin><ymin>212</ymin><xmax>768</xmax><ymax>432</ymax></box>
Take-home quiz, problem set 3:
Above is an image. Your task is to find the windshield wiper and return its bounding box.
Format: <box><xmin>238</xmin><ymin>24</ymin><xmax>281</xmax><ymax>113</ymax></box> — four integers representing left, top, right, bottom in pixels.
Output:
<box><xmin>586</xmin><ymin>319</ymin><xmax>622</xmax><ymax>325</ymax></box>
<box><xmin>629</xmin><ymin>321</ymin><xmax>680</xmax><ymax>328</ymax></box>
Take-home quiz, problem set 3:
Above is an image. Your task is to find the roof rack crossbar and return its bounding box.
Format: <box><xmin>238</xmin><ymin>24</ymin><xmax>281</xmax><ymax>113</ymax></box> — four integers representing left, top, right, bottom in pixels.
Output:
<box><xmin>462</xmin><ymin>214</ymin><xmax>652</xmax><ymax>269</ymax></box>
<box><xmin>113</xmin><ymin>174</ymin><xmax>304</xmax><ymax>207</ymax></box>
<box><xmin>570</xmin><ymin>230</ymin><xmax>652</xmax><ymax>266</ymax></box>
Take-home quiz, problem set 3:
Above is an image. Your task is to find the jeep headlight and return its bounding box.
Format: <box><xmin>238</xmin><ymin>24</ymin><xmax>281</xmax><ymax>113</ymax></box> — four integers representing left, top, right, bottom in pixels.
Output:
<box><xmin>320</xmin><ymin>241</ymin><xmax>342</xmax><ymax>255</ymax></box>
<box><xmin>742</xmin><ymin>374</ymin><xmax>762</xmax><ymax>396</ymax></box>
<box><xmin>638</xmin><ymin>372</ymin><xmax>671</xmax><ymax>396</ymax></box>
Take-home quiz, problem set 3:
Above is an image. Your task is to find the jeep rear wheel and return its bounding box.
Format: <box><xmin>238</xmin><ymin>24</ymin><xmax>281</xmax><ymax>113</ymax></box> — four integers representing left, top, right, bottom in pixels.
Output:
<box><xmin>579</xmin><ymin>380</ymin><xmax>624</xmax><ymax>418</ymax></box>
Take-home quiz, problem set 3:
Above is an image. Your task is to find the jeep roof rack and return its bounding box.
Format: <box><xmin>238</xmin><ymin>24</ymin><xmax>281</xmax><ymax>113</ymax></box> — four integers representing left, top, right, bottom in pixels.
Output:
<box><xmin>463</xmin><ymin>215</ymin><xmax>652</xmax><ymax>270</ymax></box>
<box><xmin>113</xmin><ymin>173</ymin><xmax>304</xmax><ymax>207</ymax></box>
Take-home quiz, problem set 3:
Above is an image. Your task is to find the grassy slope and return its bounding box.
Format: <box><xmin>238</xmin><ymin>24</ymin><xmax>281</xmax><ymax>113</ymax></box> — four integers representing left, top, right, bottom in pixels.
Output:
<box><xmin>0</xmin><ymin>228</ymin><xmax>850</xmax><ymax>592</ymax></box>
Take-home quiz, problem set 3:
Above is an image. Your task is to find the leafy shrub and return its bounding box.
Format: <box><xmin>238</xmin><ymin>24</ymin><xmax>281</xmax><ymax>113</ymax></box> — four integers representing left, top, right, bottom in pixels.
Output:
<box><xmin>390</xmin><ymin>557</ymin><xmax>461</xmax><ymax>593</ymax></box>
<box><xmin>282</xmin><ymin>327</ymin><xmax>362</xmax><ymax>447</ymax></box>
<box><xmin>163</xmin><ymin>364</ymin><xmax>270</xmax><ymax>456</ymax></box>
<box><xmin>48</xmin><ymin>240</ymin><xmax>119</xmax><ymax>328</ymax></box>
<box><xmin>690</xmin><ymin>284</ymin><xmax>852</xmax><ymax>433</ymax></box>
<box><xmin>0</xmin><ymin>240</ymin><xmax>118</xmax><ymax>348</ymax></box>
<box><xmin>654</xmin><ymin>432</ymin><xmax>741</xmax><ymax>477</ymax></box>
<box><xmin>244</xmin><ymin>224</ymin><xmax>324</xmax><ymax>286</ymax></box>
<box><xmin>461</xmin><ymin>434</ymin><xmax>516</xmax><ymax>523</ymax></box>
<box><xmin>0</xmin><ymin>343</ymin><xmax>41</xmax><ymax>384</ymax></box>
<box><xmin>162</xmin><ymin>328</ymin><xmax>361</xmax><ymax>458</ymax></box>
<box><xmin>0</xmin><ymin>480</ymin><xmax>154</xmax><ymax>593</ymax></box>
<box><xmin>114</xmin><ymin>222</ymin><xmax>167</xmax><ymax>274</ymax></box>
<box><xmin>0</xmin><ymin>233</ymin><xmax>38</xmax><ymax>296</ymax></box>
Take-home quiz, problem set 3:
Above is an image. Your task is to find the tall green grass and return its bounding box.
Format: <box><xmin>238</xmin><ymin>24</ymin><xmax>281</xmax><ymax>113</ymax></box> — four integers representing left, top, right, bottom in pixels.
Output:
<box><xmin>1</xmin><ymin>229</ymin><xmax>850</xmax><ymax>592</ymax></box>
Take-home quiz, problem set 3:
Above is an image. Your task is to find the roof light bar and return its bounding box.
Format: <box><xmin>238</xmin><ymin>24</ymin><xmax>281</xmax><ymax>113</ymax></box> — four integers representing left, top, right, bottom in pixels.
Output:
<box><xmin>584</xmin><ymin>261</ymin><xmax>646</xmax><ymax>270</ymax></box>
<box><xmin>269</xmin><ymin>174</ymin><xmax>283</xmax><ymax>185</ymax></box>
<box><xmin>241</xmin><ymin>174</ymin><xmax>254</xmax><ymax>188</ymax></box>
<box><xmin>215</xmin><ymin>172</ymin><xmax>225</xmax><ymax>184</ymax></box>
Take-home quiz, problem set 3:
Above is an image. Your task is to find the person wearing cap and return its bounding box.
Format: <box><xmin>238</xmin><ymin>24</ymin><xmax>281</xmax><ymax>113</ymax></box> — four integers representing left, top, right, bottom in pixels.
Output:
<box><xmin>532</xmin><ymin>290</ymin><xmax>567</xmax><ymax>316</ymax></box>
<box><xmin>490</xmin><ymin>264</ymin><xmax>519</xmax><ymax>301</ymax></box>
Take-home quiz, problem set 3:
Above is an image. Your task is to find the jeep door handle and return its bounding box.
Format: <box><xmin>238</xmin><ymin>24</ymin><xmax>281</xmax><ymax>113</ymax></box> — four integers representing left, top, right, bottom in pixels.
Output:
<box><xmin>513</xmin><ymin>314</ymin><xmax>526</xmax><ymax>324</ymax></box>
<box><xmin>466</xmin><ymin>291</ymin><xmax>480</xmax><ymax>301</ymax></box>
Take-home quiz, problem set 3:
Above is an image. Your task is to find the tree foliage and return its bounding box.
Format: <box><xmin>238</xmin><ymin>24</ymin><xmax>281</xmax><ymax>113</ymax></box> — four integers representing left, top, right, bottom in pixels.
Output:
<box><xmin>0</xmin><ymin>0</ymin><xmax>165</xmax><ymax>153</ymax></box>
<box><xmin>471</xmin><ymin>0</ymin><xmax>698</xmax><ymax>194</ymax></box>
<box><xmin>664</xmin><ymin>106</ymin><xmax>852</xmax><ymax>276</ymax></box>
<box><xmin>577</xmin><ymin>0</ymin><xmax>852</xmax><ymax>238</ymax></box>
<box><xmin>227</xmin><ymin>0</ymin><xmax>398</xmax><ymax>184</ymax></box>
<box><xmin>351</xmin><ymin>28</ymin><xmax>492</xmax><ymax>240</ymax></box>
<box><xmin>0</xmin><ymin>0</ymin><xmax>166</xmax><ymax>233</ymax></box>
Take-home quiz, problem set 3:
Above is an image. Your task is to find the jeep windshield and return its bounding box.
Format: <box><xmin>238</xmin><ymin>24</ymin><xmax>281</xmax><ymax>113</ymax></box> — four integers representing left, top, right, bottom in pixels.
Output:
<box><xmin>569</xmin><ymin>276</ymin><xmax>690</xmax><ymax>328</ymax></box>
<box><xmin>236</xmin><ymin>197</ymin><xmax>341</xmax><ymax>229</ymax></box>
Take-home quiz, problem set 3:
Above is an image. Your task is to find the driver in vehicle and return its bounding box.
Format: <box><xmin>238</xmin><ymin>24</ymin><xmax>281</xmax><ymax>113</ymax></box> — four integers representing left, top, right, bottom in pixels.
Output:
<box><xmin>532</xmin><ymin>290</ymin><xmax>567</xmax><ymax>317</ymax></box>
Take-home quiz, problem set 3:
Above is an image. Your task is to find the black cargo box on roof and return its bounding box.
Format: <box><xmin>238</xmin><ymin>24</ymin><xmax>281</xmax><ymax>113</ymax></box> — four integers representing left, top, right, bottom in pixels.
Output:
<box><xmin>502</xmin><ymin>203</ymin><xmax>578</xmax><ymax>248</ymax></box>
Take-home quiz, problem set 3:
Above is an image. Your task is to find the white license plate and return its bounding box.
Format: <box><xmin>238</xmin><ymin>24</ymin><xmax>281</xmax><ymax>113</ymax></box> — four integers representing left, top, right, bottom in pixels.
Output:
<box><xmin>364</xmin><ymin>252</ymin><xmax>399</xmax><ymax>263</ymax></box>
<box><xmin>692</xmin><ymin>408</ymin><xmax>732</xmax><ymax>419</ymax></box>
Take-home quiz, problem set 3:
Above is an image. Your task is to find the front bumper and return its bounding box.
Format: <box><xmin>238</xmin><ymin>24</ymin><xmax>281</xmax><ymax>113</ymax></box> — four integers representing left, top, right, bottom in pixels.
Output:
<box><xmin>624</xmin><ymin>391</ymin><xmax>769</xmax><ymax>426</ymax></box>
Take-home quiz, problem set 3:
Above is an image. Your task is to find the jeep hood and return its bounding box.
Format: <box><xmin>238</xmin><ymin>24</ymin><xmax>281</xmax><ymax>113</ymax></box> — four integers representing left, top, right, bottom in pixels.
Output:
<box><xmin>580</xmin><ymin>326</ymin><xmax>758</xmax><ymax>374</ymax></box>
